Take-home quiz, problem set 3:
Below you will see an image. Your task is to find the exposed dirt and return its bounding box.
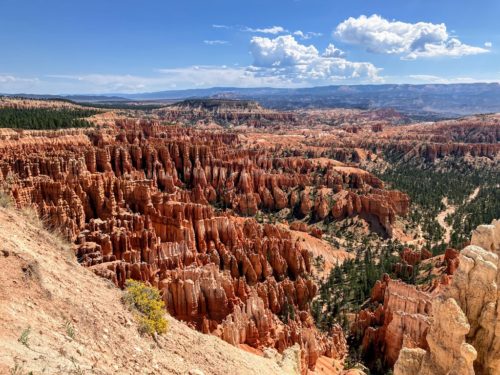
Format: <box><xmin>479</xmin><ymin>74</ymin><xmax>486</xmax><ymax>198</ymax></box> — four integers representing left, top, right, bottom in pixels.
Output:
<box><xmin>285</xmin><ymin>226</ymin><xmax>354</xmax><ymax>277</ymax></box>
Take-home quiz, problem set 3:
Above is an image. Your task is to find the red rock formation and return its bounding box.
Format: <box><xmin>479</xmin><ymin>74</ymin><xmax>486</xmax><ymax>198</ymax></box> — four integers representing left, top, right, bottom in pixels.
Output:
<box><xmin>354</xmin><ymin>246</ymin><xmax>463</xmax><ymax>369</ymax></box>
<box><xmin>400</xmin><ymin>248</ymin><xmax>431</xmax><ymax>266</ymax></box>
<box><xmin>443</xmin><ymin>248</ymin><xmax>460</xmax><ymax>274</ymax></box>
<box><xmin>353</xmin><ymin>275</ymin><xmax>433</xmax><ymax>368</ymax></box>
<box><xmin>289</xmin><ymin>221</ymin><xmax>322</xmax><ymax>239</ymax></box>
<box><xmin>155</xmin><ymin>99</ymin><xmax>297</xmax><ymax>127</ymax></box>
<box><xmin>297</xmin><ymin>113</ymin><xmax>500</xmax><ymax>163</ymax></box>
<box><xmin>393</xmin><ymin>247</ymin><xmax>433</xmax><ymax>279</ymax></box>
<box><xmin>0</xmin><ymin>120</ymin><xmax>368</xmax><ymax>371</ymax></box>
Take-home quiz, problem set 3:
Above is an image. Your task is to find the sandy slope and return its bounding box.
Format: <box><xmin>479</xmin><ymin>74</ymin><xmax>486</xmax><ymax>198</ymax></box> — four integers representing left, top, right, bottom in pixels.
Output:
<box><xmin>288</xmin><ymin>228</ymin><xmax>353</xmax><ymax>277</ymax></box>
<box><xmin>0</xmin><ymin>207</ymin><xmax>299</xmax><ymax>375</ymax></box>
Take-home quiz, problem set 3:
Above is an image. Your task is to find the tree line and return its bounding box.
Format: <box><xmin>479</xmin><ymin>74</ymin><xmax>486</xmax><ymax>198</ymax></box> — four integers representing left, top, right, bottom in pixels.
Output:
<box><xmin>0</xmin><ymin>108</ymin><xmax>99</xmax><ymax>129</ymax></box>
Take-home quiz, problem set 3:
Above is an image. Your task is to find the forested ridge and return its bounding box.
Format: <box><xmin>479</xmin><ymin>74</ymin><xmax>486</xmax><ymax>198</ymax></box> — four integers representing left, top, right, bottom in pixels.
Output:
<box><xmin>375</xmin><ymin>151</ymin><xmax>500</xmax><ymax>250</ymax></box>
<box><xmin>0</xmin><ymin>107</ymin><xmax>100</xmax><ymax>129</ymax></box>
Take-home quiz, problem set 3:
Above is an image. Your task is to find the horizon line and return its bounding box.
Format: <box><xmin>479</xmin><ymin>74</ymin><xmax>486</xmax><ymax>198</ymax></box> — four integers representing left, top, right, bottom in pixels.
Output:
<box><xmin>2</xmin><ymin>81</ymin><xmax>500</xmax><ymax>98</ymax></box>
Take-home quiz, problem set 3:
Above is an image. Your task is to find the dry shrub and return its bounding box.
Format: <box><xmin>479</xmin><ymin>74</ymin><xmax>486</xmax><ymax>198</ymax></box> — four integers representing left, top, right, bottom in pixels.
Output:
<box><xmin>123</xmin><ymin>279</ymin><xmax>168</xmax><ymax>335</ymax></box>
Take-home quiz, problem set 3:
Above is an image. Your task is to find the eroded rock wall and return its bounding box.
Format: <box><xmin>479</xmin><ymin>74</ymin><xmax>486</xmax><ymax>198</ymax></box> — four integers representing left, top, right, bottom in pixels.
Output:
<box><xmin>395</xmin><ymin>220</ymin><xmax>500</xmax><ymax>375</ymax></box>
<box><xmin>353</xmin><ymin>275</ymin><xmax>433</xmax><ymax>368</ymax></box>
<box><xmin>1</xmin><ymin>120</ymin><xmax>416</xmax><ymax>370</ymax></box>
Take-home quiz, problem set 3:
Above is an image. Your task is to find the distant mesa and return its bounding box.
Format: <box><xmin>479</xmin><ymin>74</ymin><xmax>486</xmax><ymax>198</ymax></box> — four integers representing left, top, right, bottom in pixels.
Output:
<box><xmin>4</xmin><ymin>82</ymin><xmax>500</xmax><ymax>118</ymax></box>
<box><xmin>170</xmin><ymin>98</ymin><xmax>262</xmax><ymax>111</ymax></box>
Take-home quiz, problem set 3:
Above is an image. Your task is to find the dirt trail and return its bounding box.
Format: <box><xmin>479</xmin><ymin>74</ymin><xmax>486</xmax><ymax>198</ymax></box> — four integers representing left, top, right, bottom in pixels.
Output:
<box><xmin>0</xmin><ymin>207</ymin><xmax>301</xmax><ymax>375</ymax></box>
<box><xmin>436</xmin><ymin>187</ymin><xmax>480</xmax><ymax>243</ymax></box>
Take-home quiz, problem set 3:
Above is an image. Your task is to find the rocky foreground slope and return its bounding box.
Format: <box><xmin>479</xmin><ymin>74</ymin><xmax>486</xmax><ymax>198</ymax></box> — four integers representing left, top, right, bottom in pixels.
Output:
<box><xmin>0</xmin><ymin>205</ymin><xmax>304</xmax><ymax>375</ymax></box>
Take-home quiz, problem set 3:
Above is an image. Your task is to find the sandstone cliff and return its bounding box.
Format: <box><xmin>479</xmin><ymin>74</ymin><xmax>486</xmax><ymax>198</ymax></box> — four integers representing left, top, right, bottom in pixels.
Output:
<box><xmin>395</xmin><ymin>219</ymin><xmax>500</xmax><ymax>375</ymax></box>
<box><xmin>353</xmin><ymin>275</ymin><xmax>433</xmax><ymax>368</ymax></box>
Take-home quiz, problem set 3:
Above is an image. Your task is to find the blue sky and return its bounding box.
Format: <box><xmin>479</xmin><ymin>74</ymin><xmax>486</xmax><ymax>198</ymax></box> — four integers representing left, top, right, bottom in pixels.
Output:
<box><xmin>0</xmin><ymin>0</ymin><xmax>499</xmax><ymax>94</ymax></box>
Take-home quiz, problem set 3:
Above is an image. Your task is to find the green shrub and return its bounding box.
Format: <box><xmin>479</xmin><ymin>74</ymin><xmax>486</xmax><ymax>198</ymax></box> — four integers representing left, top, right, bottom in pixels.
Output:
<box><xmin>65</xmin><ymin>320</ymin><xmax>75</xmax><ymax>339</ymax></box>
<box><xmin>18</xmin><ymin>326</ymin><xmax>31</xmax><ymax>347</ymax></box>
<box><xmin>123</xmin><ymin>279</ymin><xmax>168</xmax><ymax>335</ymax></box>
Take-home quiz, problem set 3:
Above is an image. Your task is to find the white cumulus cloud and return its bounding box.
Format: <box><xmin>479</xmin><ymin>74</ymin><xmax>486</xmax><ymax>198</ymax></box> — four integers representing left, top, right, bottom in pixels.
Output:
<box><xmin>334</xmin><ymin>14</ymin><xmax>489</xmax><ymax>60</ymax></box>
<box><xmin>250</xmin><ymin>35</ymin><xmax>319</xmax><ymax>67</ymax></box>
<box><xmin>249</xmin><ymin>35</ymin><xmax>380</xmax><ymax>83</ymax></box>
<box><xmin>322</xmin><ymin>43</ymin><xmax>345</xmax><ymax>58</ymax></box>
<box><xmin>485</xmin><ymin>41</ymin><xmax>492</xmax><ymax>48</ymax></box>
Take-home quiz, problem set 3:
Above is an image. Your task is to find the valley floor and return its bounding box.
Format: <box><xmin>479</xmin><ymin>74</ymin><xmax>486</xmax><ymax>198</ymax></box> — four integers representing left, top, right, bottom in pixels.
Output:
<box><xmin>436</xmin><ymin>187</ymin><xmax>481</xmax><ymax>243</ymax></box>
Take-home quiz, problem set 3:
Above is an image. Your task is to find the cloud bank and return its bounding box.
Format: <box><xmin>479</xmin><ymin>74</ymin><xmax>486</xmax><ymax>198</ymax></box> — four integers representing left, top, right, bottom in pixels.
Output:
<box><xmin>249</xmin><ymin>35</ymin><xmax>380</xmax><ymax>83</ymax></box>
<box><xmin>335</xmin><ymin>14</ymin><xmax>489</xmax><ymax>59</ymax></box>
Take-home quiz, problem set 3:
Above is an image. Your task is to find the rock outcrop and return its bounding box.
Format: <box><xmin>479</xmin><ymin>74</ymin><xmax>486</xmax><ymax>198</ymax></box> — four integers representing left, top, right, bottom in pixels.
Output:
<box><xmin>394</xmin><ymin>298</ymin><xmax>476</xmax><ymax>375</ymax></box>
<box><xmin>395</xmin><ymin>220</ymin><xmax>500</xmax><ymax>375</ymax></box>
<box><xmin>3</xmin><ymin>120</ymin><xmax>418</xmax><ymax>371</ymax></box>
<box><xmin>155</xmin><ymin>99</ymin><xmax>297</xmax><ymax>127</ymax></box>
<box><xmin>353</xmin><ymin>275</ymin><xmax>433</xmax><ymax>368</ymax></box>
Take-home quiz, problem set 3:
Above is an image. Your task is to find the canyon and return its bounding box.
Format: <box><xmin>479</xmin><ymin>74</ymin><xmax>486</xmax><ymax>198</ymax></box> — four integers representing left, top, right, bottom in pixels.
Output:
<box><xmin>2</xmin><ymin>118</ymin><xmax>405</xmax><ymax>371</ymax></box>
<box><xmin>0</xmin><ymin>203</ymin><xmax>305</xmax><ymax>375</ymax></box>
<box><xmin>0</xmin><ymin>98</ymin><xmax>498</xmax><ymax>374</ymax></box>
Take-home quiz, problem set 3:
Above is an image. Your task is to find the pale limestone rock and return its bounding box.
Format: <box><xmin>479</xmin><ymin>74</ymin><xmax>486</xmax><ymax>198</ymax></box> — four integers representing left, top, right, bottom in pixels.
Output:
<box><xmin>471</xmin><ymin>219</ymin><xmax>500</xmax><ymax>254</ymax></box>
<box><xmin>260</xmin><ymin>344</ymin><xmax>302</xmax><ymax>375</ymax></box>
<box><xmin>262</xmin><ymin>347</ymin><xmax>280</xmax><ymax>361</ymax></box>
<box><xmin>395</xmin><ymin>298</ymin><xmax>476</xmax><ymax>375</ymax></box>
<box><xmin>445</xmin><ymin>241</ymin><xmax>500</xmax><ymax>375</ymax></box>
<box><xmin>395</xmin><ymin>219</ymin><xmax>500</xmax><ymax>375</ymax></box>
<box><xmin>393</xmin><ymin>348</ymin><xmax>425</xmax><ymax>375</ymax></box>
